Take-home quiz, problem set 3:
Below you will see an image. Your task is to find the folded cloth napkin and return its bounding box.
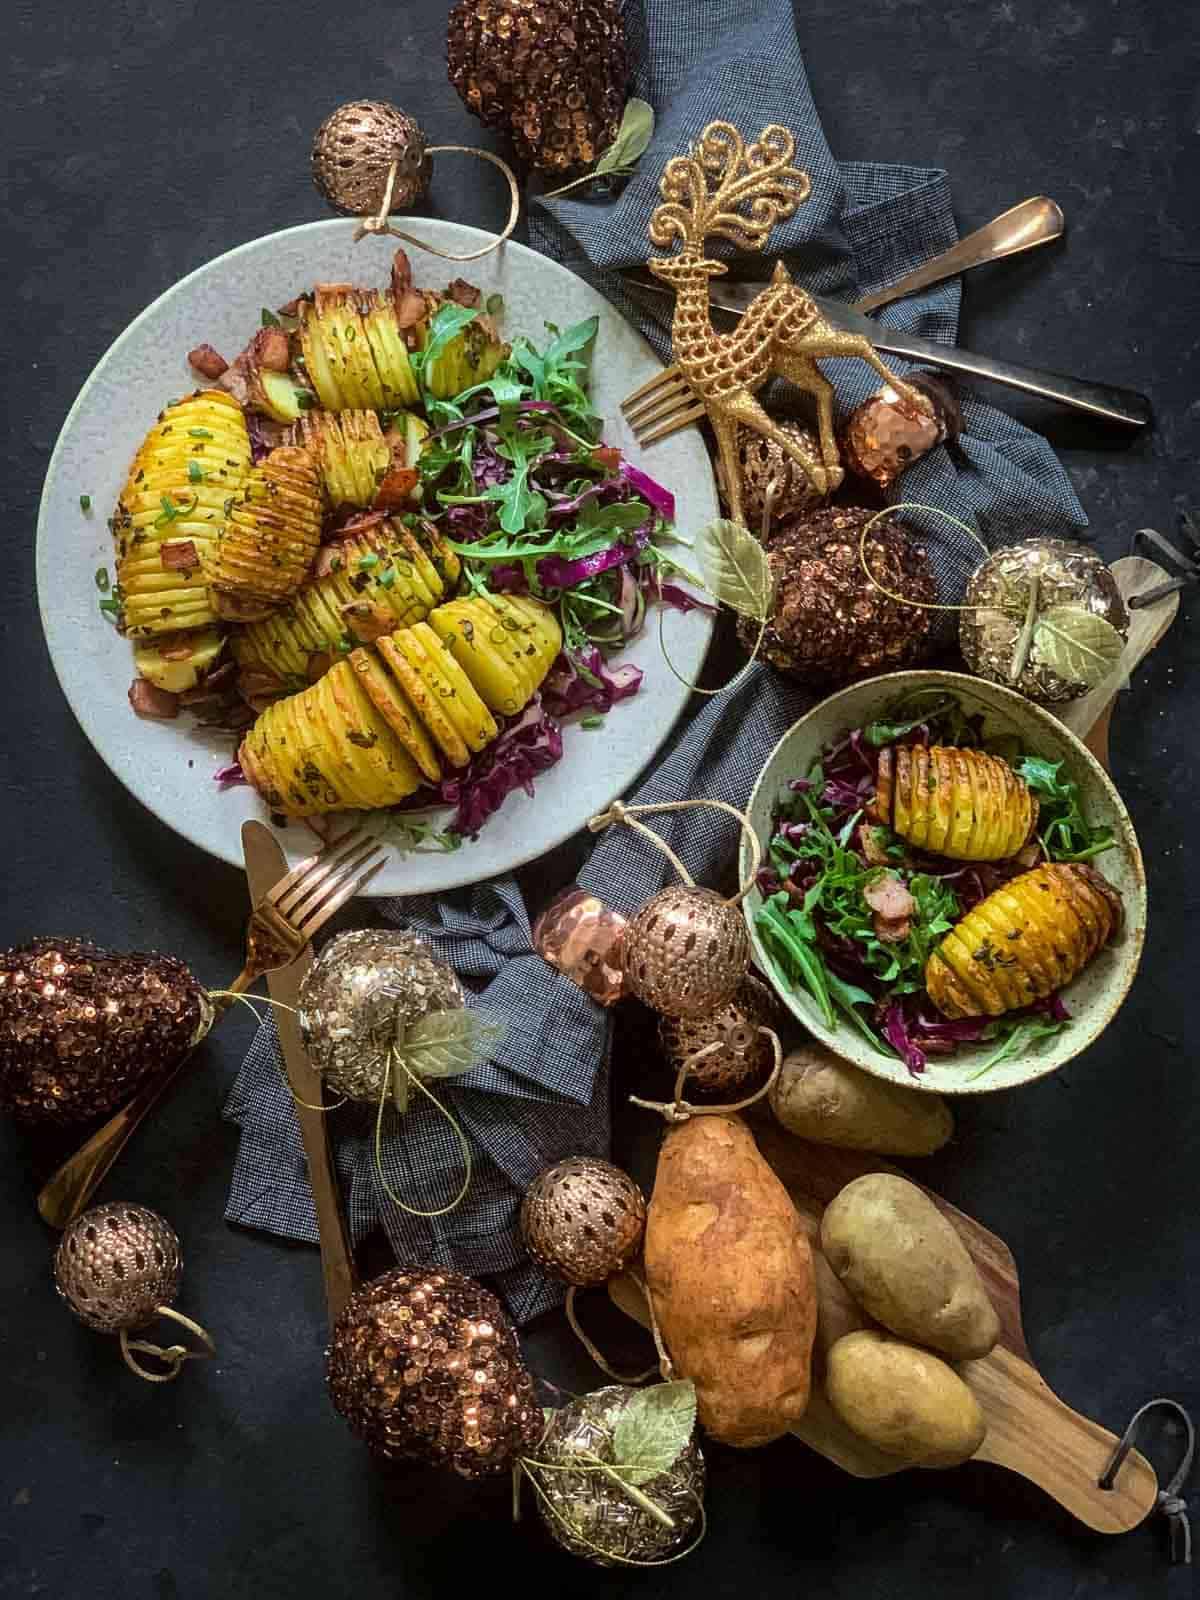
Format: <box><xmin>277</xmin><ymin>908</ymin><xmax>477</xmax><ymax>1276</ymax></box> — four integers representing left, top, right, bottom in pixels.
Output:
<box><xmin>224</xmin><ymin>0</ymin><xmax>1088</xmax><ymax>1324</ymax></box>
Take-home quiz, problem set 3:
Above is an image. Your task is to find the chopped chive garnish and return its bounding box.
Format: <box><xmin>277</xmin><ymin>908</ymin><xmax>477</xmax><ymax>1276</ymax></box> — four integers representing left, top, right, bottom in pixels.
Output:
<box><xmin>378</xmin><ymin>567</ymin><xmax>397</xmax><ymax>589</ymax></box>
<box><xmin>357</xmin><ymin>552</ymin><xmax>380</xmax><ymax>569</ymax></box>
<box><xmin>580</xmin><ymin>715</ymin><xmax>605</xmax><ymax>729</ymax></box>
<box><xmin>295</xmin><ymin>389</ymin><xmax>315</xmax><ymax>410</ymax></box>
<box><xmin>79</xmin><ymin>493</ymin><xmax>92</xmax><ymax>512</ymax></box>
<box><xmin>94</xmin><ymin>567</ymin><xmax>110</xmax><ymax>592</ymax></box>
<box><xmin>187</xmin><ymin>459</ymin><xmax>205</xmax><ymax>483</ymax></box>
<box><xmin>486</xmin><ymin>293</ymin><xmax>504</xmax><ymax>317</ymax></box>
<box><xmin>261</xmin><ymin>307</ymin><xmax>281</xmax><ymax>328</ymax></box>
<box><xmin>98</xmin><ymin>596</ymin><xmax>121</xmax><ymax>618</ymax></box>
<box><xmin>188</xmin><ymin>427</ymin><xmax>213</xmax><ymax>439</ymax></box>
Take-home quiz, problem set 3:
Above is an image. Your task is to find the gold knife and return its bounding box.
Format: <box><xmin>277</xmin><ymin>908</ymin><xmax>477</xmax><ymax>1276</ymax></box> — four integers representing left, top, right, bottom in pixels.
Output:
<box><xmin>242</xmin><ymin>820</ymin><xmax>357</xmax><ymax>1326</ymax></box>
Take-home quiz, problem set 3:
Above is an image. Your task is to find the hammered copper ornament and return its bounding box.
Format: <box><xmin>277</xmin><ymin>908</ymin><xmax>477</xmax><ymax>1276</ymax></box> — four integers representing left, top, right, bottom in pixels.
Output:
<box><xmin>312</xmin><ymin>101</ymin><xmax>432</xmax><ymax>214</ymax></box>
<box><xmin>0</xmin><ymin>939</ymin><xmax>211</xmax><ymax>1126</ymax></box>
<box><xmin>841</xmin><ymin>374</ymin><xmax>960</xmax><ymax>488</ymax></box>
<box><xmin>54</xmin><ymin>1203</ymin><xmax>215</xmax><ymax>1383</ymax></box>
<box><xmin>658</xmin><ymin>973</ymin><xmax>781</xmax><ymax>1097</ymax></box>
<box><xmin>521</xmin><ymin>1158</ymin><xmax>646</xmax><ymax>1288</ymax></box>
<box><xmin>621</xmin><ymin>885</ymin><xmax>750</xmax><ymax>1020</ymax></box>
<box><xmin>717</xmin><ymin>421</ymin><xmax>826</xmax><ymax>537</ymax></box>
<box><xmin>326</xmin><ymin>1266</ymin><xmax>541</xmax><ymax>1478</ymax></box>
<box><xmin>532</xmin><ymin>888</ymin><xmax>627</xmax><ymax>1006</ymax></box>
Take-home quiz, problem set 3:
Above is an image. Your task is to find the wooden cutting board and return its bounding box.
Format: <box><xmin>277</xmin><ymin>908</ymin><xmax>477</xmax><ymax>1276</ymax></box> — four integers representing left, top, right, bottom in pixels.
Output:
<box><xmin>610</xmin><ymin>1119</ymin><xmax>1158</xmax><ymax>1534</ymax></box>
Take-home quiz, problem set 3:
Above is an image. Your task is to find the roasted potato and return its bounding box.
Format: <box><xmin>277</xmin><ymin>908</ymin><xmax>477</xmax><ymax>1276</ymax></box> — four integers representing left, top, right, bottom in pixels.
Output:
<box><xmin>208</xmin><ymin>446</ymin><xmax>323</xmax><ymax>619</ymax></box>
<box><xmin>925</xmin><ymin>862</ymin><xmax>1122</xmax><ymax>1019</ymax></box>
<box><xmin>820</xmin><ymin>1174</ymin><xmax>1001</xmax><ymax>1361</ymax></box>
<box><xmin>770</xmin><ymin>1042</ymin><xmax>954</xmax><ymax>1157</ymax></box>
<box><xmin>428</xmin><ymin>595</ymin><xmax>562</xmax><ymax>717</ymax></box>
<box><xmin>133</xmin><ymin>629</ymin><xmax>224</xmax><ymax>694</ymax></box>
<box><xmin>826</xmin><ymin>1331</ymin><xmax>987</xmax><ymax>1467</ymax></box>
<box><xmin>114</xmin><ymin>390</ymin><xmax>251</xmax><ymax>636</ymax></box>
<box><xmin>873</xmin><ymin>745</ymin><xmax>1037</xmax><ymax>861</ymax></box>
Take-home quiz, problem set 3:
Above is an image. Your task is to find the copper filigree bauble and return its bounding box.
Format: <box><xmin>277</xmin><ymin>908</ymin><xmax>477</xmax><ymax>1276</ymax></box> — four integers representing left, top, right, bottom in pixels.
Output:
<box><xmin>520</xmin><ymin>1158</ymin><xmax>646</xmax><ymax>1287</ymax></box>
<box><xmin>298</xmin><ymin>929</ymin><xmax>464</xmax><ymax>1104</ymax></box>
<box><xmin>960</xmin><ymin>538</ymin><xmax>1129</xmax><ymax>704</ymax></box>
<box><xmin>0</xmin><ymin>939</ymin><xmax>211</xmax><ymax>1126</ymax></box>
<box><xmin>658</xmin><ymin>973</ymin><xmax>781</xmax><ymax>1098</ymax></box>
<box><xmin>446</xmin><ymin>0</ymin><xmax>629</xmax><ymax>176</ymax></box>
<box><xmin>717</xmin><ymin>421</ymin><xmax>826</xmax><ymax>536</ymax></box>
<box><xmin>54</xmin><ymin>1203</ymin><xmax>182</xmax><ymax>1334</ymax></box>
<box><xmin>621</xmin><ymin>886</ymin><xmax>750</xmax><ymax>1020</ymax></box>
<box><xmin>535</xmin><ymin>1385</ymin><xmax>705</xmax><ymax>1566</ymax></box>
<box><xmin>312</xmin><ymin>101</ymin><xmax>432</xmax><ymax>215</ymax></box>
<box><xmin>841</xmin><ymin>374</ymin><xmax>960</xmax><ymax>489</ymax></box>
<box><xmin>326</xmin><ymin>1267</ymin><xmax>541</xmax><ymax>1479</ymax></box>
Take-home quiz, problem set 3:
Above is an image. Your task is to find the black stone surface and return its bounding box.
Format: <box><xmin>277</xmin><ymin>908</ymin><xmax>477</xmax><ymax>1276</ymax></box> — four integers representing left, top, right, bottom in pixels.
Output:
<box><xmin>4</xmin><ymin>2</ymin><xmax>1198</xmax><ymax>1597</ymax></box>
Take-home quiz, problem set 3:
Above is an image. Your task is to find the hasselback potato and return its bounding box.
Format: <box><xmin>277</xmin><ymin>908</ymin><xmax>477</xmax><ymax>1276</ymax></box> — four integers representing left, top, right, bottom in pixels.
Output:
<box><xmin>873</xmin><ymin>745</ymin><xmax>1037</xmax><ymax>861</ymax></box>
<box><xmin>288</xmin><ymin>409</ymin><xmax>429</xmax><ymax>509</ymax></box>
<box><xmin>114</xmin><ymin>390</ymin><xmax>251</xmax><ymax>637</ymax></box>
<box><xmin>230</xmin><ymin>519</ymin><xmax>461</xmax><ymax>686</ymax></box>
<box><xmin>925</xmin><ymin>862</ymin><xmax>1122</xmax><ymax>1018</ymax></box>
<box><xmin>208</xmin><ymin>446</ymin><xmax>324</xmax><ymax>619</ymax></box>
<box><xmin>238</xmin><ymin>595</ymin><xmax>562</xmax><ymax>816</ymax></box>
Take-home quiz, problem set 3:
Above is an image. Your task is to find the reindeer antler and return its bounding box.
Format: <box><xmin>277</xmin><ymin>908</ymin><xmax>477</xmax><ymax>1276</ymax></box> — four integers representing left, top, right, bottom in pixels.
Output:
<box><xmin>648</xmin><ymin>122</ymin><xmax>812</xmax><ymax>254</ymax></box>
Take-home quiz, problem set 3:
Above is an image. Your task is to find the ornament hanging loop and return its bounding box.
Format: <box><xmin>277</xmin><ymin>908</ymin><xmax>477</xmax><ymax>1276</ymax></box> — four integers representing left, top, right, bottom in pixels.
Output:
<box><xmin>629</xmin><ymin>1025</ymin><xmax>783</xmax><ymax>1124</ymax></box>
<box><xmin>1099</xmin><ymin>1397</ymin><xmax>1194</xmax><ymax>1564</ymax></box>
<box><xmin>353</xmin><ymin>147</ymin><xmax>521</xmax><ymax>261</ymax></box>
<box><xmin>586</xmin><ymin>798</ymin><xmax>763</xmax><ymax>907</ymax></box>
<box><xmin>119</xmin><ymin>1306</ymin><xmax>216</xmax><ymax>1385</ymax></box>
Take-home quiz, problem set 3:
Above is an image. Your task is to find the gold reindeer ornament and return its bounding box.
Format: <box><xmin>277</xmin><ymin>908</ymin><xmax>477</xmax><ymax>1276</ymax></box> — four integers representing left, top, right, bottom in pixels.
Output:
<box><xmin>646</xmin><ymin>122</ymin><xmax>931</xmax><ymax>526</ymax></box>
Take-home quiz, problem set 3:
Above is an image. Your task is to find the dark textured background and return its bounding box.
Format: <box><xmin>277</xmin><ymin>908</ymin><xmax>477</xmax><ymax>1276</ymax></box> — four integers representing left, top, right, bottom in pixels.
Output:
<box><xmin>4</xmin><ymin>2</ymin><xmax>1199</xmax><ymax>1597</ymax></box>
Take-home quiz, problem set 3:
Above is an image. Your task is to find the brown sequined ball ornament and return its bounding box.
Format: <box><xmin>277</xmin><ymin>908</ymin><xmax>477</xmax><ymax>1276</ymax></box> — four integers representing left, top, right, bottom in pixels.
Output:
<box><xmin>717</xmin><ymin>421</ymin><xmax>826</xmax><ymax>536</ymax></box>
<box><xmin>447</xmin><ymin>0</ymin><xmax>629</xmax><ymax>177</ymax></box>
<box><xmin>0</xmin><ymin>939</ymin><xmax>212</xmax><ymax>1126</ymax></box>
<box><xmin>841</xmin><ymin>373</ymin><xmax>960</xmax><ymax>489</ymax></box>
<box><xmin>621</xmin><ymin>886</ymin><xmax>750</xmax><ymax>1020</ymax></box>
<box><xmin>311</xmin><ymin>100</ymin><xmax>432</xmax><ymax>215</ymax></box>
<box><xmin>521</xmin><ymin>1158</ymin><xmax>646</xmax><ymax>1287</ymax></box>
<box><xmin>658</xmin><ymin>973</ymin><xmax>781</xmax><ymax>1098</ymax></box>
<box><xmin>739</xmin><ymin>505</ymin><xmax>937</xmax><ymax>686</ymax></box>
<box><xmin>54</xmin><ymin>1203</ymin><xmax>182</xmax><ymax>1333</ymax></box>
<box><xmin>326</xmin><ymin>1267</ymin><xmax>541</xmax><ymax>1478</ymax></box>
<box><xmin>533</xmin><ymin>1385</ymin><xmax>705</xmax><ymax>1566</ymax></box>
<box><xmin>960</xmin><ymin>538</ymin><xmax>1129</xmax><ymax>704</ymax></box>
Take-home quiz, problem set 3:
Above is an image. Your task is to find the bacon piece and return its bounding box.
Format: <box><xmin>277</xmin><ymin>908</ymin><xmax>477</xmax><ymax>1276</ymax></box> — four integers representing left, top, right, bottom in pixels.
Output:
<box><xmin>249</xmin><ymin>326</ymin><xmax>290</xmax><ymax>372</ymax></box>
<box><xmin>157</xmin><ymin>631</ymin><xmax>198</xmax><ymax>661</ymax></box>
<box><xmin>341</xmin><ymin>601</ymin><xmax>399</xmax><ymax>643</ymax></box>
<box><xmin>390</xmin><ymin>248</ymin><xmax>413</xmax><ymax>300</ymax></box>
<box><xmin>161</xmin><ymin>540</ymin><xmax>199</xmax><ymax>573</ymax></box>
<box><xmin>858</xmin><ymin>823</ymin><xmax>892</xmax><ymax>866</ymax></box>
<box><xmin>444</xmin><ymin>277</ymin><xmax>481</xmax><ymax>308</ymax></box>
<box><xmin>394</xmin><ymin>288</ymin><xmax>427</xmax><ymax>330</ymax></box>
<box><xmin>187</xmin><ymin>343</ymin><xmax>228</xmax><ymax>379</ymax></box>
<box><xmin>129</xmin><ymin>679</ymin><xmax>179</xmax><ymax>719</ymax></box>
<box><xmin>874</xmin><ymin>916</ymin><xmax>911</xmax><ymax>944</ymax></box>
<box><xmin>305</xmin><ymin>650</ymin><xmax>333</xmax><ymax>683</ymax></box>
<box><xmin>864</xmin><ymin>874</ymin><xmax>915</xmax><ymax>923</ymax></box>
<box><xmin>372</xmin><ymin>463</ymin><xmax>419</xmax><ymax>512</ymax></box>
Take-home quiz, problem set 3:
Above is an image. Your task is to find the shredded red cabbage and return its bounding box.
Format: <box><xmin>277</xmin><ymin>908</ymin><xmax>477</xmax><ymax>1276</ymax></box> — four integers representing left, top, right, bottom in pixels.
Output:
<box><xmin>214</xmin><ymin>761</ymin><xmax>247</xmax><ymax>787</ymax></box>
<box><xmin>245</xmin><ymin>414</ymin><xmax>275</xmax><ymax>465</ymax></box>
<box><xmin>883</xmin><ymin>1004</ymin><xmax>928</xmax><ymax>1075</ymax></box>
<box><xmin>619</xmin><ymin>461</ymin><xmax>675</xmax><ymax>521</ymax></box>
<box><xmin>431</xmin><ymin>696</ymin><xmax>563</xmax><ymax>837</ymax></box>
<box><xmin>542</xmin><ymin>648</ymin><xmax>644</xmax><ymax>717</ymax></box>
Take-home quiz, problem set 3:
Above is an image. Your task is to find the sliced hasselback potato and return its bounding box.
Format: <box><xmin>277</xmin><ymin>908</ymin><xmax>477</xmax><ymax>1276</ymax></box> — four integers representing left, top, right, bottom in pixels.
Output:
<box><xmin>230</xmin><ymin>519</ymin><xmax>461</xmax><ymax>687</ymax></box>
<box><xmin>427</xmin><ymin>595</ymin><xmax>562</xmax><ymax>717</ymax></box>
<box><xmin>288</xmin><ymin>409</ymin><xmax>428</xmax><ymax>510</ymax></box>
<box><xmin>873</xmin><ymin>745</ymin><xmax>1037</xmax><ymax>861</ymax></box>
<box><xmin>925</xmin><ymin>862</ymin><xmax>1123</xmax><ymax>1018</ymax></box>
<box><xmin>115</xmin><ymin>390</ymin><xmax>251</xmax><ymax>637</ymax></box>
<box><xmin>208</xmin><ymin>446</ymin><xmax>324</xmax><ymax>620</ymax></box>
<box><xmin>133</xmin><ymin>628</ymin><xmax>225</xmax><ymax>694</ymax></box>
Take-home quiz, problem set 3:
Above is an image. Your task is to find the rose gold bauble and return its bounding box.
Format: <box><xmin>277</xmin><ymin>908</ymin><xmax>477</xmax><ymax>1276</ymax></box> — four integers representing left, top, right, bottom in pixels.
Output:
<box><xmin>54</xmin><ymin>1203</ymin><xmax>183</xmax><ymax>1334</ymax></box>
<box><xmin>841</xmin><ymin>375</ymin><xmax>960</xmax><ymax>489</ymax></box>
<box><xmin>621</xmin><ymin>885</ymin><xmax>750</xmax><ymax>1019</ymax></box>
<box><xmin>658</xmin><ymin>972</ymin><xmax>781</xmax><ymax>1096</ymax></box>
<box><xmin>521</xmin><ymin>1157</ymin><xmax>646</xmax><ymax>1287</ymax></box>
<box><xmin>311</xmin><ymin>101</ymin><xmax>432</xmax><ymax>214</ymax></box>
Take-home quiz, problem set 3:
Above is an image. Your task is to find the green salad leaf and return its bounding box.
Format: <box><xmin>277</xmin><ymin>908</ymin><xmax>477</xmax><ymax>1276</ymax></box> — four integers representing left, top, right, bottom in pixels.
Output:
<box><xmin>1016</xmin><ymin>756</ymin><xmax>1115</xmax><ymax>861</ymax></box>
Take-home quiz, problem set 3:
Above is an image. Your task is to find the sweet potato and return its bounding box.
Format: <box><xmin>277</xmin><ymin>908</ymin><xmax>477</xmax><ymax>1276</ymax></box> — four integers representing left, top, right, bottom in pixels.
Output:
<box><xmin>770</xmin><ymin>1043</ymin><xmax>954</xmax><ymax>1156</ymax></box>
<box><xmin>643</xmin><ymin>1114</ymin><xmax>817</xmax><ymax>1447</ymax></box>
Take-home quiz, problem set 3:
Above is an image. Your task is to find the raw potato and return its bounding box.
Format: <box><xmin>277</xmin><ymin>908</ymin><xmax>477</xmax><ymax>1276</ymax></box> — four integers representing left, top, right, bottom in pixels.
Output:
<box><xmin>820</xmin><ymin>1174</ymin><xmax>1000</xmax><ymax>1360</ymax></box>
<box><xmin>643</xmin><ymin>1115</ymin><xmax>817</xmax><ymax>1448</ymax></box>
<box><xmin>810</xmin><ymin>1247</ymin><xmax>873</xmax><ymax>1378</ymax></box>
<box><xmin>825</xmin><ymin>1331</ymin><xmax>987</xmax><ymax>1466</ymax></box>
<box><xmin>771</xmin><ymin>1043</ymin><xmax>954</xmax><ymax>1156</ymax></box>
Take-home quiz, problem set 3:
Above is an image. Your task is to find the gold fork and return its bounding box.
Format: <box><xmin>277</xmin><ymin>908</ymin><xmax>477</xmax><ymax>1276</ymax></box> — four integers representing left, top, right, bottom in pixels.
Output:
<box><xmin>37</xmin><ymin>825</ymin><xmax>387</xmax><ymax>1229</ymax></box>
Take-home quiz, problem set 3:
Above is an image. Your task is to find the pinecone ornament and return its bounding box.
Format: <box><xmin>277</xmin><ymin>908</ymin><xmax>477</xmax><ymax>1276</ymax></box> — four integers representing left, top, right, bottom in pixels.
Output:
<box><xmin>446</xmin><ymin>0</ymin><xmax>629</xmax><ymax>176</ymax></box>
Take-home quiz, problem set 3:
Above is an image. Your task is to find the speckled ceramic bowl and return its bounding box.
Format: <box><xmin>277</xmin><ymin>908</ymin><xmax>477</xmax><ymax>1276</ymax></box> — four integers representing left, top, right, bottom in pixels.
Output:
<box><xmin>740</xmin><ymin>671</ymin><xmax>1146</xmax><ymax>1094</ymax></box>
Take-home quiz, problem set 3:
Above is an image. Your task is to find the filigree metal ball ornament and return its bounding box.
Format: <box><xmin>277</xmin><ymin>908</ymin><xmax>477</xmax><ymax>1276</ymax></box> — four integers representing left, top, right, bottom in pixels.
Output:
<box><xmin>312</xmin><ymin>101</ymin><xmax>432</xmax><ymax>215</ymax></box>
<box><xmin>717</xmin><ymin>421</ymin><xmax>826</xmax><ymax>536</ymax></box>
<box><xmin>521</xmin><ymin>1158</ymin><xmax>646</xmax><ymax>1288</ymax></box>
<box><xmin>0</xmin><ymin>938</ymin><xmax>212</xmax><ymax>1126</ymax></box>
<box><xmin>326</xmin><ymin>1266</ymin><xmax>541</xmax><ymax>1478</ymax></box>
<box><xmin>621</xmin><ymin>886</ymin><xmax>751</xmax><ymax>1020</ymax></box>
<box><xmin>658</xmin><ymin>973</ymin><xmax>781</xmax><ymax>1098</ymax></box>
<box><xmin>54</xmin><ymin>1203</ymin><xmax>215</xmax><ymax>1383</ymax></box>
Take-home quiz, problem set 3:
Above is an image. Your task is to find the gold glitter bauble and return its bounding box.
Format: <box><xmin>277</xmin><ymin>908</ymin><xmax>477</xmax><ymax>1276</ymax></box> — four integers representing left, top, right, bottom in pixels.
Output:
<box><xmin>535</xmin><ymin>1385</ymin><xmax>705</xmax><ymax>1566</ymax></box>
<box><xmin>446</xmin><ymin>0</ymin><xmax>629</xmax><ymax>176</ymax></box>
<box><xmin>717</xmin><ymin>421</ymin><xmax>825</xmax><ymax>536</ymax></box>
<box><xmin>621</xmin><ymin>886</ymin><xmax>750</xmax><ymax>1020</ymax></box>
<box><xmin>54</xmin><ymin>1203</ymin><xmax>182</xmax><ymax>1334</ymax></box>
<box><xmin>658</xmin><ymin>973</ymin><xmax>781</xmax><ymax>1098</ymax></box>
<box><xmin>960</xmin><ymin>538</ymin><xmax>1129</xmax><ymax>704</ymax></box>
<box><xmin>311</xmin><ymin>101</ymin><xmax>432</xmax><ymax>215</ymax></box>
<box><xmin>0</xmin><ymin>939</ymin><xmax>211</xmax><ymax>1126</ymax></box>
<box><xmin>326</xmin><ymin>1267</ymin><xmax>541</xmax><ymax>1478</ymax></box>
<box><xmin>520</xmin><ymin>1158</ymin><xmax>646</xmax><ymax>1287</ymax></box>
<box><xmin>298</xmin><ymin>929</ymin><xmax>464</xmax><ymax>1103</ymax></box>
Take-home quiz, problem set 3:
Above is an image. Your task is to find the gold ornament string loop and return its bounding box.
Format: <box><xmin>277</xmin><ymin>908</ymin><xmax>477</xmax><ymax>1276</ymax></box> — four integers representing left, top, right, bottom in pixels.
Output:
<box><xmin>563</xmin><ymin>1285</ymin><xmax>658</xmax><ymax>1387</ymax></box>
<box><xmin>629</xmin><ymin>1025</ymin><xmax>782</xmax><ymax>1124</ymax></box>
<box><xmin>353</xmin><ymin>147</ymin><xmax>521</xmax><ymax>260</ymax></box>
<box><xmin>516</xmin><ymin>1465</ymin><xmax>708</xmax><ymax>1565</ymax></box>
<box><xmin>372</xmin><ymin>1048</ymin><xmax>472</xmax><ymax>1219</ymax></box>
<box><xmin>207</xmin><ymin>990</ymin><xmax>347</xmax><ymax>1112</ymax></box>
<box><xmin>587</xmin><ymin>797</ymin><xmax>763</xmax><ymax>907</ymax></box>
<box><xmin>658</xmin><ymin>603</ymin><xmax>767</xmax><ymax>700</ymax></box>
<box><xmin>119</xmin><ymin>1307</ymin><xmax>216</xmax><ymax>1385</ymax></box>
<box><xmin>857</xmin><ymin>502</ymin><xmax>993</xmax><ymax>613</ymax></box>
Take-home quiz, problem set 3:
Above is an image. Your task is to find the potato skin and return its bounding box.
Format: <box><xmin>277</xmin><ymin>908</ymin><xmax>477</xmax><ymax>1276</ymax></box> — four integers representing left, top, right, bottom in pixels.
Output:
<box><xmin>771</xmin><ymin>1044</ymin><xmax>954</xmax><ymax>1156</ymax></box>
<box><xmin>873</xmin><ymin>744</ymin><xmax>1036</xmax><ymax>861</ymax></box>
<box><xmin>825</xmin><ymin>1331</ymin><xmax>986</xmax><ymax>1466</ymax></box>
<box><xmin>644</xmin><ymin>1115</ymin><xmax>817</xmax><ymax>1447</ymax></box>
<box><xmin>820</xmin><ymin>1174</ymin><xmax>1000</xmax><ymax>1360</ymax></box>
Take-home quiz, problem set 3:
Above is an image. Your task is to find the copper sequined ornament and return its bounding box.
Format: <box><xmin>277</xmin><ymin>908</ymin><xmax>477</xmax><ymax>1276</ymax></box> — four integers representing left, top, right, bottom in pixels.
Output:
<box><xmin>533</xmin><ymin>1385</ymin><xmax>705</xmax><ymax>1566</ymax></box>
<box><xmin>621</xmin><ymin>886</ymin><xmax>750</xmax><ymax>1020</ymax></box>
<box><xmin>0</xmin><ymin>939</ymin><xmax>211</xmax><ymax>1126</ymax></box>
<box><xmin>521</xmin><ymin>1158</ymin><xmax>646</xmax><ymax>1287</ymax></box>
<box><xmin>717</xmin><ymin>421</ymin><xmax>826</xmax><ymax>536</ymax></box>
<box><xmin>960</xmin><ymin>538</ymin><xmax>1129</xmax><ymax>703</ymax></box>
<box><xmin>298</xmin><ymin>929</ymin><xmax>464</xmax><ymax>1104</ymax></box>
<box><xmin>446</xmin><ymin>0</ymin><xmax>628</xmax><ymax>176</ymax></box>
<box><xmin>531</xmin><ymin>888</ymin><xmax>627</xmax><ymax>1006</ymax></box>
<box><xmin>841</xmin><ymin>374</ymin><xmax>960</xmax><ymax>488</ymax></box>
<box><xmin>311</xmin><ymin>101</ymin><xmax>432</xmax><ymax>214</ymax></box>
<box><xmin>326</xmin><ymin>1266</ymin><xmax>541</xmax><ymax>1478</ymax></box>
<box><xmin>658</xmin><ymin>973</ymin><xmax>781</xmax><ymax>1098</ymax></box>
<box><xmin>739</xmin><ymin>505</ymin><xmax>936</xmax><ymax>685</ymax></box>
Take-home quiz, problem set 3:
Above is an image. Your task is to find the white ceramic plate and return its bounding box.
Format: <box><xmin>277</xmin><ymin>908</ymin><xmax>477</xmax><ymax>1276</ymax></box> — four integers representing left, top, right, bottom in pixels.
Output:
<box><xmin>740</xmin><ymin>672</ymin><xmax>1146</xmax><ymax>1094</ymax></box>
<box><xmin>37</xmin><ymin>220</ymin><xmax>715</xmax><ymax>895</ymax></box>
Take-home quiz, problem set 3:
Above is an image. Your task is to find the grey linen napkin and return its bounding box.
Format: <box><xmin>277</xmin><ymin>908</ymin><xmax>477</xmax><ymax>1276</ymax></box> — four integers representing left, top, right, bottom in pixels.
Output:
<box><xmin>224</xmin><ymin>0</ymin><xmax>1088</xmax><ymax>1325</ymax></box>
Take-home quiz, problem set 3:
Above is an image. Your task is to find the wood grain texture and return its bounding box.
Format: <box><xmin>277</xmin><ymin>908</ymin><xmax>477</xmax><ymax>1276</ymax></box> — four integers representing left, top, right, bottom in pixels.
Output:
<box><xmin>611</xmin><ymin>1118</ymin><xmax>1157</xmax><ymax>1532</ymax></box>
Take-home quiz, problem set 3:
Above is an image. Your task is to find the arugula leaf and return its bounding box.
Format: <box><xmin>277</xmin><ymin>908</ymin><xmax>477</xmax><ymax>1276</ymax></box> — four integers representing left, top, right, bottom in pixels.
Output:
<box><xmin>417</xmin><ymin>304</ymin><xmax>480</xmax><ymax>380</ymax></box>
<box><xmin>1016</xmin><ymin>756</ymin><xmax>1115</xmax><ymax>862</ymax></box>
<box><xmin>966</xmin><ymin>1016</ymin><xmax>1067</xmax><ymax>1081</ymax></box>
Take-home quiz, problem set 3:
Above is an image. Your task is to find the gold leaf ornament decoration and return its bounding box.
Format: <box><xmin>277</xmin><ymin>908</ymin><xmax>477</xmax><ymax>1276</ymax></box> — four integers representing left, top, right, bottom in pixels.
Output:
<box><xmin>1030</xmin><ymin>606</ymin><xmax>1125</xmax><ymax>688</ymax></box>
<box><xmin>544</xmin><ymin>99</ymin><xmax>656</xmax><ymax>198</ymax></box>
<box><xmin>693</xmin><ymin>517</ymin><xmax>774</xmax><ymax>620</ymax></box>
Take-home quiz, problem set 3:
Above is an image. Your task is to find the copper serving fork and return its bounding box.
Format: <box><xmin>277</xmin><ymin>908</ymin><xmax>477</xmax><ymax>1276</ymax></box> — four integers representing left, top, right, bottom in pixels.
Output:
<box><xmin>37</xmin><ymin>826</ymin><xmax>387</xmax><ymax>1229</ymax></box>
